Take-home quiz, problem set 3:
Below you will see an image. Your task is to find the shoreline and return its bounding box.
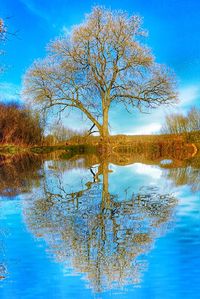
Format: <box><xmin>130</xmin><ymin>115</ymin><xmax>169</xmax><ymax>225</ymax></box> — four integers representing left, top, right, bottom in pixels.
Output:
<box><xmin>0</xmin><ymin>132</ymin><xmax>199</xmax><ymax>156</ymax></box>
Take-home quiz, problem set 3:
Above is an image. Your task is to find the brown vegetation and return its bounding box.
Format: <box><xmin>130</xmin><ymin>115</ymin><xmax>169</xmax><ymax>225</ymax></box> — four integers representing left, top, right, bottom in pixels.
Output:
<box><xmin>0</xmin><ymin>102</ymin><xmax>44</xmax><ymax>145</ymax></box>
<box><xmin>0</xmin><ymin>153</ymin><xmax>43</xmax><ymax>196</ymax></box>
<box><xmin>161</xmin><ymin>107</ymin><xmax>200</xmax><ymax>135</ymax></box>
<box><xmin>65</xmin><ymin>131</ymin><xmax>199</xmax><ymax>147</ymax></box>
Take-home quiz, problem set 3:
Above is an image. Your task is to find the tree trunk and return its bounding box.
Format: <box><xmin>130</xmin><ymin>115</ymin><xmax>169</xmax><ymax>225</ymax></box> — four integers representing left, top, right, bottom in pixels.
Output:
<box><xmin>102</xmin><ymin>105</ymin><xmax>109</xmax><ymax>139</ymax></box>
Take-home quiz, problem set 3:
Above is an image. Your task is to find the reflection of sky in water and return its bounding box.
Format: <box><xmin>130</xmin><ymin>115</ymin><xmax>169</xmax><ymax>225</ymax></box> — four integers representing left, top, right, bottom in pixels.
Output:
<box><xmin>108</xmin><ymin>163</ymin><xmax>168</xmax><ymax>200</ymax></box>
<box><xmin>43</xmin><ymin>162</ymin><xmax>171</xmax><ymax>200</ymax></box>
<box><xmin>0</xmin><ymin>161</ymin><xmax>199</xmax><ymax>299</ymax></box>
<box><xmin>44</xmin><ymin>160</ymin><xmax>90</xmax><ymax>194</ymax></box>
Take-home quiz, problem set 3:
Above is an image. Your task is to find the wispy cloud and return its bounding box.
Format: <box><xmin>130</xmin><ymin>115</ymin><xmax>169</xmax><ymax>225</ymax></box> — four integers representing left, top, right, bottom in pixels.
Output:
<box><xmin>0</xmin><ymin>82</ymin><xmax>20</xmax><ymax>102</ymax></box>
<box><xmin>178</xmin><ymin>85</ymin><xmax>200</xmax><ymax>110</ymax></box>
<box><xmin>19</xmin><ymin>0</ymin><xmax>49</xmax><ymax>22</ymax></box>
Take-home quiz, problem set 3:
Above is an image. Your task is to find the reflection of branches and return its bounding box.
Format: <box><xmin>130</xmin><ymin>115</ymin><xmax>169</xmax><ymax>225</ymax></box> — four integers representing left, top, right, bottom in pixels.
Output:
<box><xmin>161</xmin><ymin>151</ymin><xmax>200</xmax><ymax>192</ymax></box>
<box><xmin>0</xmin><ymin>264</ymin><xmax>6</xmax><ymax>280</ymax></box>
<box><xmin>24</xmin><ymin>162</ymin><xmax>177</xmax><ymax>293</ymax></box>
<box><xmin>165</xmin><ymin>166</ymin><xmax>200</xmax><ymax>192</ymax></box>
<box><xmin>0</xmin><ymin>227</ymin><xmax>7</xmax><ymax>280</ymax></box>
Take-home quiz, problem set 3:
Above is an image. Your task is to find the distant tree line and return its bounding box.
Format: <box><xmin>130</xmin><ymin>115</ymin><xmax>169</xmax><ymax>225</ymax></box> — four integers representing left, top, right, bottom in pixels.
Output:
<box><xmin>161</xmin><ymin>107</ymin><xmax>200</xmax><ymax>135</ymax></box>
<box><xmin>0</xmin><ymin>102</ymin><xmax>43</xmax><ymax>145</ymax></box>
<box><xmin>44</xmin><ymin>122</ymin><xmax>87</xmax><ymax>145</ymax></box>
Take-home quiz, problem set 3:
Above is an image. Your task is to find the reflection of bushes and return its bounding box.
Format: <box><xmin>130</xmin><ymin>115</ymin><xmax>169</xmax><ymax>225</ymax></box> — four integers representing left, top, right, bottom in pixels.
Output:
<box><xmin>163</xmin><ymin>150</ymin><xmax>200</xmax><ymax>192</ymax></box>
<box><xmin>165</xmin><ymin>166</ymin><xmax>200</xmax><ymax>192</ymax></box>
<box><xmin>0</xmin><ymin>153</ymin><xmax>43</xmax><ymax>196</ymax></box>
<box><xmin>115</xmin><ymin>140</ymin><xmax>196</xmax><ymax>161</ymax></box>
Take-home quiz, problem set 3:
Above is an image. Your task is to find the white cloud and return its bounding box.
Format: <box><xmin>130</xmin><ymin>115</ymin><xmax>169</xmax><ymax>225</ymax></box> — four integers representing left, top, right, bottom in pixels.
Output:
<box><xmin>179</xmin><ymin>85</ymin><xmax>199</xmax><ymax>107</ymax></box>
<box><xmin>130</xmin><ymin>123</ymin><xmax>162</xmax><ymax>135</ymax></box>
<box><xmin>129</xmin><ymin>163</ymin><xmax>162</xmax><ymax>180</ymax></box>
<box><xmin>172</xmin><ymin>85</ymin><xmax>200</xmax><ymax>117</ymax></box>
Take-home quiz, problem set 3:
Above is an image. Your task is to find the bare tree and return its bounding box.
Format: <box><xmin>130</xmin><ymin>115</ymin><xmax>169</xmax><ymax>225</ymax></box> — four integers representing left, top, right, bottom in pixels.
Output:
<box><xmin>23</xmin><ymin>6</ymin><xmax>177</xmax><ymax>139</ymax></box>
<box><xmin>161</xmin><ymin>107</ymin><xmax>200</xmax><ymax>134</ymax></box>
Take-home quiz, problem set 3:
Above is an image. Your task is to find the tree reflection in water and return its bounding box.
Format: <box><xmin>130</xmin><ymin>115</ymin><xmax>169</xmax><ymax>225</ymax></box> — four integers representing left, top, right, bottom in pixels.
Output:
<box><xmin>0</xmin><ymin>264</ymin><xmax>6</xmax><ymax>280</ymax></box>
<box><xmin>0</xmin><ymin>147</ymin><xmax>199</xmax><ymax>291</ymax></box>
<box><xmin>24</xmin><ymin>159</ymin><xmax>177</xmax><ymax>293</ymax></box>
<box><xmin>164</xmin><ymin>156</ymin><xmax>200</xmax><ymax>192</ymax></box>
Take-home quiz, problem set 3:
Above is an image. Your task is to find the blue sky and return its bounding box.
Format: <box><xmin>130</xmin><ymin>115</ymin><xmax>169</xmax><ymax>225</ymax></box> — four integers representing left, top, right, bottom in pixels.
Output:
<box><xmin>0</xmin><ymin>0</ymin><xmax>200</xmax><ymax>134</ymax></box>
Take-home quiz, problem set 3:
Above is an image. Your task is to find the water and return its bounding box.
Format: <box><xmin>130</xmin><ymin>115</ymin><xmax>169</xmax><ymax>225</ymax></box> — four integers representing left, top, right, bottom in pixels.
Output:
<box><xmin>0</xmin><ymin>150</ymin><xmax>199</xmax><ymax>298</ymax></box>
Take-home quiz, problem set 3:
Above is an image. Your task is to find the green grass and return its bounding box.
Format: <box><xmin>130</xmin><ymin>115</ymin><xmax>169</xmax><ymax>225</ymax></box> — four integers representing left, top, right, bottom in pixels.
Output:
<box><xmin>59</xmin><ymin>144</ymin><xmax>97</xmax><ymax>159</ymax></box>
<box><xmin>0</xmin><ymin>145</ymin><xmax>26</xmax><ymax>155</ymax></box>
<box><xmin>30</xmin><ymin>145</ymin><xmax>63</xmax><ymax>154</ymax></box>
<box><xmin>30</xmin><ymin>144</ymin><xmax>97</xmax><ymax>155</ymax></box>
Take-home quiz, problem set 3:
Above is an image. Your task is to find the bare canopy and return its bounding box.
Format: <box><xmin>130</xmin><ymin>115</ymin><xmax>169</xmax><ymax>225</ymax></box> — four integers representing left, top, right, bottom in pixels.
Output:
<box><xmin>23</xmin><ymin>6</ymin><xmax>177</xmax><ymax>138</ymax></box>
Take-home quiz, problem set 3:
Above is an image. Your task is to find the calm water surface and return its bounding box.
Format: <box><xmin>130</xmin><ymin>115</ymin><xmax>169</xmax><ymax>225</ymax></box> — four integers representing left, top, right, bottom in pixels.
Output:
<box><xmin>0</xmin><ymin>151</ymin><xmax>199</xmax><ymax>299</ymax></box>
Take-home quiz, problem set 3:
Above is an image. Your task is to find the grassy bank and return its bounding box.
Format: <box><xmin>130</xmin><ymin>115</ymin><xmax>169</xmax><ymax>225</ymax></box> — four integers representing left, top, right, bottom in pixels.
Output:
<box><xmin>0</xmin><ymin>131</ymin><xmax>199</xmax><ymax>157</ymax></box>
<box><xmin>63</xmin><ymin>131</ymin><xmax>199</xmax><ymax>146</ymax></box>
